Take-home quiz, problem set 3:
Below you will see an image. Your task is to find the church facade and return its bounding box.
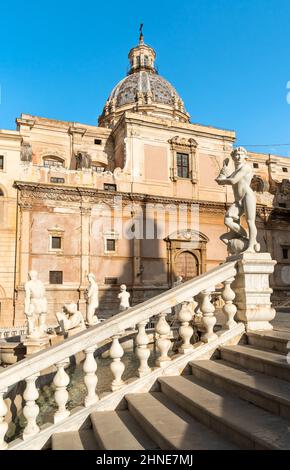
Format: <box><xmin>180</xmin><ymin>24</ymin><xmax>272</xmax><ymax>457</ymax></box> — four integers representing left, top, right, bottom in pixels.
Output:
<box><xmin>0</xmin><ymin>33</ymin><xmax>290</xmax><ymax>327</ymax></box>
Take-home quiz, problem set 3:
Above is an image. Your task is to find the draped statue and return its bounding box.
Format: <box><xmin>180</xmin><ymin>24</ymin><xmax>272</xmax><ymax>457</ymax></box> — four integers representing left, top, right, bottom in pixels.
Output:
<box><xmin>75</xmin><ymin>151</ymin><xmax>92</xmax><ymax>169</ymax></box>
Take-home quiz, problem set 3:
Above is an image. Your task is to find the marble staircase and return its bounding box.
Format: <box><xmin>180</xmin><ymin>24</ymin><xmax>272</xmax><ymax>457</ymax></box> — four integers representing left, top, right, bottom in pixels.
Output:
<box><xmin>51</xmin><ymin>330</ymin><xmax>290</xmax><ymax>450</ymax></box>
<box><xmin>1</xmin><ymin>252</ymin><xmax>283</xmax><ymax>450</ymax></box>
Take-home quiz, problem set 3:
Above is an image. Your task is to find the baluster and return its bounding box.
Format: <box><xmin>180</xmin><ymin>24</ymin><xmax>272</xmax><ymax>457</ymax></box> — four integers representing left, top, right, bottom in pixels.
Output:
<box><xmin>0</xmin><ymin>389</ymin><xmax>8</xmax><ymax>450</ymax></box>
<box><xmin>200</xmin><ymin>288</ymin><xmax>218</xmax><ymax>343</ymax></box>
<box><xmin>178</xmin><ymin>301</ymin><xmax>194</xmax><ymax>353</ymax></box>
<box><xmin>193</xmin><ymin>293</ymin><xmax>205</xmax><ymax>332</ymax></box>
<box><xmin>23</xmin><ymin>373</ymin><xmax>40</xmax><ymax>439</ymax></box>
<box><xmin>83</xmin><ymin>346</ymin><xmax>99</xmax><ymax>407</ymax></box>
<box><xmin>136</xmin><ymin>320</ymin><xmax>151</xmax><ymax>377</ymax></box>
<box><xmin>222</xmin><ymin>277</ymin><xmax>237</xmax><ymax>329</ymax></box>
<box><xmin>53</xmin><ymin>359</ymin><xmax>70</xmax><ymax>423</ymax></box>
<box><xmin>156</xmin><ymin>309</ymin><xmax>171</xmax><ymax>367</ymax></box>
<box><xmin>110</xmin><ymin>336</ymin><xmax>125</xmax><ymax>391</ymax></box>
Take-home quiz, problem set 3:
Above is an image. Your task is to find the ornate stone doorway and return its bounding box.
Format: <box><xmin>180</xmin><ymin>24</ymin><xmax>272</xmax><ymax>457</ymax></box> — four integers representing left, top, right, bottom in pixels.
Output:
<box><xmin>165</xmin><ymin>230</ymin><xmax>209</xmax><ymax>286</ymax></box>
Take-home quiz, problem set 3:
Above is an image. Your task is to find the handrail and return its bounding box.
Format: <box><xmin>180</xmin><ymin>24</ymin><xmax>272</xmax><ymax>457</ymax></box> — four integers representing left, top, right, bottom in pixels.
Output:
<box><xmin>0</xmin><ymin>260</ymin><xmax>236</xmax><ymax>390</ymax></box>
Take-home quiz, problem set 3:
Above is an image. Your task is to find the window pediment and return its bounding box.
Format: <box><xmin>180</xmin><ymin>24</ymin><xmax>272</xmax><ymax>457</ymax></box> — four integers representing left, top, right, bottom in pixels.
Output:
<box><xmin>168</xmin><ymin>136</ymin><xmax>198</xmax><ymax>151</ymax></box>
<box><xmin>165</xmin><ymin>229</ymin><xmax>209</xmax><ymax>243</ymax></box>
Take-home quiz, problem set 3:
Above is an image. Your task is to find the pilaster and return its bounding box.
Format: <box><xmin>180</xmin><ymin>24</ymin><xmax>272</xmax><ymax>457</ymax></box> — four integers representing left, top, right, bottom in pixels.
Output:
<box><xmin>232</xmin><ymin>252</ymin><xmax>277</xmax><ymax>331</ymax></box>
<box><xmin>19</xmin><ymin>202</ymin><xmax>32</xmax><ymax>285</ymax></box>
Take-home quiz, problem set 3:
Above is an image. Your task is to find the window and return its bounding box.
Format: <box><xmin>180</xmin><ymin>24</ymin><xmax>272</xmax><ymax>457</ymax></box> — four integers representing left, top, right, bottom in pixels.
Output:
<box><xmin>0</xmin><ymin>189</ymin><xmax>4</xmax><ymax>197</ymax></box>
<box><xmin>253</xmin><ymin>163</ymin><xmax>259</xmax><ymax>169</ymax></box>
<box><xmin>51</xmin><ymin>236</ymin><xmax>62</xmax><ymax>250</ymax></box>
<box><xmin>50</xmin><ymin>177</ymin><xmax>65</xmax><ymax>184</ymax></box>
<box><xmin>106</xmin><ymin>239</ymin><xmax>116</xmax><ymax>252</ymax></box>
<box><xmin>43</xmin><ymin>157</ymin><xmax>64</xmax><ymax>168</ymax></box>
<box><xmin>49</xmin><ymin>271</ymin><xmax>63</xmax><ymax>284</ymax></box>
<box><xmin>94</xmin><ymin>139</ymin><xmax>102</xmax><ymax>145</ymax></box>
<box><xmin>282</xmin><ymin>248</ymin><xmax>289</xmax><ymax>260</ymax></box>
<box><xmin>92</xmin><ymin>165</ymin><xmax>104</xmax><ymax>173</ymax></box>
<box><xmin>176</xmin><ymin>153</ymin><xmax>190</xmax><ymax>178</ymax></box>
<box><xmin>104</xmin><ymin>230</ymin><xmax>118</xmax><ymax>255</ymax></box>
<box><xmin>0</xmin><ymin>156</ymin><xmax>4</xmax><ymax>170</ymax></box>
<box><xmin>144</xmin><ymin>55</ymin><xmax>149</xmax><ymax>66</ymax></box>
<box><xmin>104</xmin><ymin>183</ymin><xmax>117</xmax><ymax>191</ymax></box>
<box><xmin>279</xmin><ymin>203</ymin><xmax>287</xmax><ymax>208</ymax></box>
<box><xmin>282</xmin><ymin>167</ymin><xmax>288</xmax><ymax>173</ymax></box>
<box><xmin>104</xmin><ymin>277</ymin><xmax>118</xmax><ymax>285</ymax></box>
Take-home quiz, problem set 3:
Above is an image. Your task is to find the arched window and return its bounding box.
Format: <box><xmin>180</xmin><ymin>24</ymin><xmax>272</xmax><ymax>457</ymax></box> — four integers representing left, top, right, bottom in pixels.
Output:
<box><xmin>43</xmin><ymin>156</ymin><xmax>65</xmax><ymax>168</ymax></box>
<box><xmin>0</xmin><ymin>189</ymin><xmax>4</xmax><ymax>197</ymax></box>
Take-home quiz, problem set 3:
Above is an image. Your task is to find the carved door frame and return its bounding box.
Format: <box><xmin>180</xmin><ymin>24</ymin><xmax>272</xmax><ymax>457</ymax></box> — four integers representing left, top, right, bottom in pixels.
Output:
<box><xmin>165</xmin><ymin>229</ymin><xmax>209</xmax><ymax>287</ymax></box>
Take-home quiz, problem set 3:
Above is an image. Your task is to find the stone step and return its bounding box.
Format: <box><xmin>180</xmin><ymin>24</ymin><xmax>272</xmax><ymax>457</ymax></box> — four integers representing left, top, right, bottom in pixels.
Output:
<box><xmin>90</xmin><ymin>410</ymin><xmax>156</xmax><ymax>450</ymax></box>
<box><xmin>159</xmin><ymin>375</ymin><xmax>290</xmax><ymax>450</ymax></box>
<box><xmin>190</xmin><ymin>359</ymin><xmax>290</xmax><ymax>419</ymax></box>
<box><xmin>51</xmin><ymin>429</ymin><xmax>98</xmax><ymax>450</ymax></box>
<box><xmin>126</xmin><ymin>391</ymin><xmax>238</xmax><ymax>450</ymax></box>
<box><xmin>219</xmin><ymin>344</ymin><xmax>290</xmax><ymax>381</ymax></box>
<box><xmin>247</xmin><ymin>331</ymin><xmax>290</xmax><ymax>354</ymax></box>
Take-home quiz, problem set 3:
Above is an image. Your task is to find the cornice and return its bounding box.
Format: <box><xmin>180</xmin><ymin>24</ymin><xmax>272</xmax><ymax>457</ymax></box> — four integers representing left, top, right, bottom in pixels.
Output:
<box><xmin>0</xmin><ymin>130</ymin><xmax>22</xmax><ymax>142</ymax></box>
<box><xmin>13</xmin><ymin>181</ymin><xmax>271</xmax><ymax>217</ymax></box>
<box><xmin>121</xmin><ymin>112</ymin><xmax>236</xmax><ymax>141</ymax></box>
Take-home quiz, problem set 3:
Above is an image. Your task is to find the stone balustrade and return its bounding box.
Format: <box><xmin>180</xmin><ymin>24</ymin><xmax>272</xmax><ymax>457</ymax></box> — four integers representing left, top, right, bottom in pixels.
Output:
<box><xmin>0</xmin><ymin>326</ymin><xmax>27</xmax><ymax>339</ymax></box>
<box><xmin>0</xmin><ymin>253</ymin><xmax>276</xmax><ymax>450</ymax></box>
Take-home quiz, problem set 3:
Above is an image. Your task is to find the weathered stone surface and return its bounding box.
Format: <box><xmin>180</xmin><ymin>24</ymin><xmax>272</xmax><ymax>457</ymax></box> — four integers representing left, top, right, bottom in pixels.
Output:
<box><xmin>191</xmin><ymin>358</ymin><xmax>290</xmax><ymax>419</ymax></box>
<box><xmin>52</xmin><ymin>430</ymin><xmax>98</xmax><ymax>450</ymax></box>
<box><xmin>91</xmin><ymin>410</ymin><xmax>152</xmax><ymax>450</ymax></box>
<box><xmin>159</xmin><ymin>375</ymin><xmax>290</xmax><ymax>450</ymax></box>
<box><xmin>233</xmin><ymin>252</ymin><xmax>277</xmax><ymax>330</ymax></box>
<box><xmin>126</xmin><ymin>391</ymin><xmax>237</xmax><ymax>450</ymax></box>
<box><xmin>220</xmin><ymin>344</ymin><xmax>290</xmax><ymax>381</ymax></box>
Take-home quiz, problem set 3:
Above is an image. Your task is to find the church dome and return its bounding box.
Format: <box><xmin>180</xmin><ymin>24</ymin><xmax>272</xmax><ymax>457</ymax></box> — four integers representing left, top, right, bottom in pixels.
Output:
<box><xmin>98</xmin><ymin>29</ymin><xmax>190</xmax><ymax>127</ymax></box>
<box><xmin>108</xmin><ymin>72</ymin><xmax>182</xmax><ymax>108</ymax></box>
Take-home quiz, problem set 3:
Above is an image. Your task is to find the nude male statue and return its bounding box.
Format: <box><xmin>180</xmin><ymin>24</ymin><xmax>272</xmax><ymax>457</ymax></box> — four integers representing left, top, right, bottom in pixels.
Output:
<box><xmin>216</xmin><ymin>146</ymin><xmax>260</xmax><ymax>254</ymax></box>
<box><xmin>85</xmin><ymin>273</ymin><xmax>99</xmax><ymax>325</ymax></box>
<box><xmin>24</xmin><ymin>270</ymin><xmax>48</xmax><ymax>338</ymax></box>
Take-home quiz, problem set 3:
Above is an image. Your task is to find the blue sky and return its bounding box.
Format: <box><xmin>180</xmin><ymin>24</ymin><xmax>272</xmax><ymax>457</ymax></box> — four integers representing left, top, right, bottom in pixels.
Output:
<box><xmin>1</xmin><ymin>0</ymin><xmax>290</xmax><ymax>156</ymax></box>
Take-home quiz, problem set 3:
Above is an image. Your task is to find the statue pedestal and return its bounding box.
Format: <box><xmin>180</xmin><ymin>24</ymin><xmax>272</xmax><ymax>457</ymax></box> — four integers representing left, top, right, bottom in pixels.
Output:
<box><xmin>0</xmin><ymin>340</ymin><xmax>26</xmax><ymax>366</ymax></box>
<box><xmin>232</xmin><ymin>252</ymin><xmax>277</xmax><ymax>331</ymax></box>
<box><xmin>23</xmin><ymin>336</ymin><xmax>50</xmax><ymax>356</ymax></box>
<box><xmin>50</xmin><ymin>325</ymin><xmax>86</xmax><ymax>344</ymax></box>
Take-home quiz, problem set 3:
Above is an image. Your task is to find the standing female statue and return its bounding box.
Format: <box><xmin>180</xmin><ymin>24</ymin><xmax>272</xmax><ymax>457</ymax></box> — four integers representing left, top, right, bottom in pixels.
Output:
<box><xmin>24</xmin><ymin>270</ymin><xmax>48</xmax><ymax>338</ymax></box>
<box><xmin>85</xmin><ymin>273</ymin><xmax>99</xmax><ymax>325</ymax></box>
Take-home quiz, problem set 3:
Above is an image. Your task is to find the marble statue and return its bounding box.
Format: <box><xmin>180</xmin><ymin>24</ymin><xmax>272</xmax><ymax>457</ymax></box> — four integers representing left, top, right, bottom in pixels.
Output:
<box><xmin>215</xmin><ymin>146</ymin><xmax>260</xmax><ymax>255</ymax></box>
<box><xmin>85</xmin><ymin>273</ymin><xmax>99</xmax><ymax>325</ymax></box>
<box><xmin>55</xmin><ymin>303</ymin><xmax>85</xmax><ymax>332</ymax></box>
<box><xmin>174</xmin><ymin>275</ymin><xmax>183</xmax><ymax>287</ymax></box>
<box><xmin>24</xmin><ymin>271</ymin><xmax>48</xmax><ymax>338</ymax></box>
<box><xmin>118</xmin><ymin>284</ymin><xmax>130</xmax><ymax>312</ymax></box>
<box><xmin>75</xmin><ymin>151</ymin><xmax>92</xmax><ymax>169</ymax></box>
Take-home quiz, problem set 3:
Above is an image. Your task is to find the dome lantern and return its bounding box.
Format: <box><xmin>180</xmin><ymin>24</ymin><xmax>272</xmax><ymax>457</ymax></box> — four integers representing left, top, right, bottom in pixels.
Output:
<box><xmin>128</xmin><ymin>25</ymin><xmax>157</xmax><ymax>75</ymax></box>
